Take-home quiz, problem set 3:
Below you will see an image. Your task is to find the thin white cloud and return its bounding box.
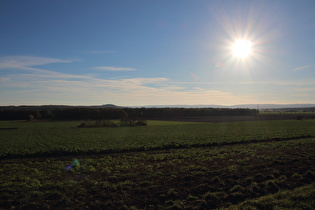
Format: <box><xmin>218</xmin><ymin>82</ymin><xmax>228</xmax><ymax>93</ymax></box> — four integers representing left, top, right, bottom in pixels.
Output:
<box><xmin>2</xmin><ymin>71</ymin><xmax>314</xmax><ymax>105</ymax></box>
<box><xmin>238</xmin><ymin>80</ymin><xmax>315</xmax><ymax>86</ymax></box>
<box><xmin>292</xmin><ymin>65</ymin><xmax>313</xmax><ymax>72</ymax></box>
<box><xmin>1</xmin><ymin>55</ymin><xmax>315</xmax><ymax>106</ymax></box>
<box><xmin>94</xmin><ymin>66</ymin><xmax>136</xmax><ymax>71</ymax></box>
<box><xmin>0</xmin><ymin>67</ymin><xmax>257</xmax><ymax>106</ymax></box>
<box><xmin>160</xmin><ymin>86</ymin><xmax>185</xmax><ymax>91</ymax></box>
<box><xmin>162</xmin><ymin>80</ymin><xmax>315</xmax><ymax>86</ymax></box>
<box><xmin>193</xmin><ymin>87</ymin><xmax>205</xmax><ymax>91</ymax></box>
<box><xmin>0</xmin><ymin>70</ymin><xmax>170</xmax><ymax>92</ymax></box>
<box><xmin>122</xmin><ymin>77</ymin><xmax>168</xmax><ymax>84</ymax></box>
<box><xmin>0</xmin><ymin>55</ymin><xmax>88</xmax><ymax>80</ymax></box>
<box><xmin>0</xmin><ymin>56</ymin><xmax>77</xmax><ymax>70</ymax></box>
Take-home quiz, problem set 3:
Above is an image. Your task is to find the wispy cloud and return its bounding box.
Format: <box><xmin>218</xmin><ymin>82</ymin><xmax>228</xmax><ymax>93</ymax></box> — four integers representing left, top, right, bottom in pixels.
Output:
<box><xmin>292</xmin><ymin>64</ymin><xmax>313</xmax><ymax>72</ymax></box>
<box><xmin>238</xmin><ymin>80</ymin><xmax>315</xmax><ymax>86</ymax></box>
<box><xmin>162</xmin><ymin>79</ymin><xmax>315</xmax><ymax>86</ymax></box>
<box><xmin>1</xmin><ymin>55</ymin><xmax>314</xmax><ymax>106</ymax></box>
<box><xmin>0</xmin><ymin>61</ymin><xmax>245</xmax><ymax>105</ymax></box>
<box><xmin>122</xmin><ymin>78</ymin><xmax>168</xmax><ymax>84</ymax></box>
<box><xmin>0</xmin><ymin>55</ymin><xmax>86</xmax><ymax>79</ymax></box>
<box><xmin>94</xmin><ymin>66</ymin><xmax>136</xmax><ymax>71</ymax></box>
<box><xmin>0</xmin><ymin>68</ymin><xmax>257</xmax><ymax>106</ymax></box>
<box><xmin>0</xmin><ymin>56</ymin><xmax>77</xmax><ymax>70</ymax></box>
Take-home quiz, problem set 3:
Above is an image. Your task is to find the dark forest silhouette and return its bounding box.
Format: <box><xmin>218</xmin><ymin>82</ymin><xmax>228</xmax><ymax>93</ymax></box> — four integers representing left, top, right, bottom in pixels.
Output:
<box><xmin>0</xmin><ymin>107</ymin><xmax>258</xmax><ymax>121</ymax></box>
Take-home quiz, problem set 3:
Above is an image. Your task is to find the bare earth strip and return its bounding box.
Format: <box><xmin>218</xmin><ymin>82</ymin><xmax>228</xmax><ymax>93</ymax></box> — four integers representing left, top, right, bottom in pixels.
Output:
<box><xmin>1</xmin><ymin>137</ymin><xmax>314</xmax><ymax>209</ymax></box>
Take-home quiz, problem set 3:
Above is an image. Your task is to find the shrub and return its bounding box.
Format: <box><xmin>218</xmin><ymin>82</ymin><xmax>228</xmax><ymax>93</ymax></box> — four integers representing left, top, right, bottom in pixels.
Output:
<box><xmin>135</xmin><ymin>119</ymin><xmax>147</xmax><ymax>126</ymax></box>
<box><xmin>119</xmin><ymin>119</ymin><xmax>129</xmax><ymax>127</ymax></box>
<box><xmin>78</xmin><ymin>119</ymin><xmax>147</xmax><ymax>128</ymax></box>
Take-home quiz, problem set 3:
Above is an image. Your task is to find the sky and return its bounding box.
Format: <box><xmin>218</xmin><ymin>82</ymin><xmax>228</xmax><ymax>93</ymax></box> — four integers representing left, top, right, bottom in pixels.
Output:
<box><xmin>1</xmin><ymin>0</ymin><xmax>315</xmax><ymax>106</ymax></box>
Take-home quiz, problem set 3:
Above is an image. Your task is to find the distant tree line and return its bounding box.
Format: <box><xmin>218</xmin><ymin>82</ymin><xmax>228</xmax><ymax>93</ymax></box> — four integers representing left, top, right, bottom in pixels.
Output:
<box><xmin>0</xmin><ymin>107</ymin><xmax>258</xmax><ymax>121</ymax></box>
<box><xmin>125</xmin><ymin>108</ymin><xmax>258</xmax><ymax>119</ymax></box>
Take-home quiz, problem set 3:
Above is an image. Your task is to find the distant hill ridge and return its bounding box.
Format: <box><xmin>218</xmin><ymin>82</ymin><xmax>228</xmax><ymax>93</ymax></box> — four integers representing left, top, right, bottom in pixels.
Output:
<box><xmin>134</xmin><ymin>104</ymin><xmax>315</xmax><ymax>110</ymax></box>
<box><xmin>0</xmin><ymin>104</ymin><xmax>124</xmax><ymax>110</ymax></box>
<box><xmin>1</xmin><ymin>104</ymin><xmax>315</xmax><ymax>110</ymax></box>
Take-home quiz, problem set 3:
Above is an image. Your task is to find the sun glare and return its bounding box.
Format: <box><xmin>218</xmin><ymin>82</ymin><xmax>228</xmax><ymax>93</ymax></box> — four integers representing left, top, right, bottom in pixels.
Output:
<box><xmin>232</xmin><ymin>40</ymin><xmax>253</xmax><ymax>59</ymax></box>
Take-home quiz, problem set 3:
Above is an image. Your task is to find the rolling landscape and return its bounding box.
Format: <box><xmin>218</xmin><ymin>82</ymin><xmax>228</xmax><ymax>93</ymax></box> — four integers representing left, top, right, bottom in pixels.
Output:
<box><xmin>1</xmin><ymin>0</ymin><xmax>315</xmax><ymax>209</ymax></box>
<box><xmin>1</xmin><ymin>106</ymin><xmax>315</xmax><ymax>209</ymax></box>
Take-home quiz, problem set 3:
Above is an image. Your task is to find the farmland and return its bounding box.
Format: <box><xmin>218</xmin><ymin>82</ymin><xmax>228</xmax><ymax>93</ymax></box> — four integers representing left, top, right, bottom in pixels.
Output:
<box><xmin>0</xmin><ymin>120</ymin><xmax>314</xmax><ymax>158</ymax></box>
<box><xmin>1</xmin><ymin>119</ymin><xmax>315</xmax><ymax>209</ymax></box>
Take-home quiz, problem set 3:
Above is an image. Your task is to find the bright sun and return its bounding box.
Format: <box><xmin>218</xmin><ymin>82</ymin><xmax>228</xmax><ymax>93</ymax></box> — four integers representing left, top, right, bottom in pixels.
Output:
<box><xmin>232</xmin><ymin>40</ymin><xmax>253</xmax><ymax>59</ymax></box>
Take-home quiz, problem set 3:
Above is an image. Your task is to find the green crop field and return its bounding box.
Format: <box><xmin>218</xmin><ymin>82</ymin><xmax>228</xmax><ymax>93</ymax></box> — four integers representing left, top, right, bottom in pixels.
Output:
<box><xmin>0</xmin><ymin>119</ymin><xmax>315</xmax><ymax>209</ymax></box>
<box><xmin>0</xmin><ymin>120</ymin><xmax>314</xmax><ymax>158</ymax></box>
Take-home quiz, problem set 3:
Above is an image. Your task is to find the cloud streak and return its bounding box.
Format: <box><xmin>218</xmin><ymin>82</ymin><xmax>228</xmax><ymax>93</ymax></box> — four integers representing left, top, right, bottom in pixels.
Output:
<box><xmin>0</xmin><ymin>61</ymin><xmax>245</xmax><ymax>106</ymax></box>
<box><xmin>0</xmin><ymin>76</ymin><xmax>249</xmax><ymax>106</ymax></box>
<box><xmin>0</xmin><ymin>56</ymin><xmax>77</xmax><ymax>70</ymax></box>
<box><xmin>94</xmin><ymin>66</ymin><xmax>136</xmax><ymax>71</ymax></box>
<box><xmin>1</xmin><ymin>55</ymin><xmax>315</xmax><ymax>106</ymax></box>
<box><xmin>161</xmin><ymin>79</ymin><xmax>315</xmax><ymax>86</ymax></box>
<box><xmin>292</xmin><ymin>64</ymin><xmax>313</xmax><ymax>72</ymax></box>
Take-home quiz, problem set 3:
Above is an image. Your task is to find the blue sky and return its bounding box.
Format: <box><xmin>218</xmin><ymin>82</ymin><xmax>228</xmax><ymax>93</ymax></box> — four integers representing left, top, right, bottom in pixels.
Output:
<box><xmin>1</xmin><ymin>0</ymin><xmax>315</xmax><ymax>106</ymax></box>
